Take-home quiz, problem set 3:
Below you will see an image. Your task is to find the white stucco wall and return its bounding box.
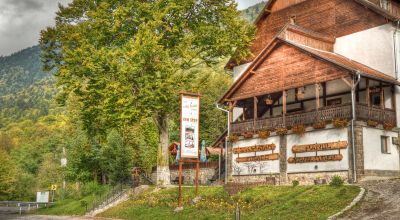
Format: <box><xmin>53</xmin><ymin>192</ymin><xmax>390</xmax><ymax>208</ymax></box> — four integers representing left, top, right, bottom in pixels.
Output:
<box><xmin>363</xmin><ymin>127</ymin><xmax>400</xmax><ymax>171</ymax></box>
<box><xmin>231</xmin><ymin>135</ymin><xmax>280</xmax><ymax>175</ymax></box>
<box><xmin>287</xmin><ymin>128</ymin><xmax>349</xmax><ymax>173</ymax></box>
<box><xmin>334</xmin><ymin>23</ymin><xmax>396</xmax><ymax>77</ymax></box>
<box><xmin>233</xmin><ymin>62</ymin><xmax>252</xmax><ymax>82</ymax></box>
<box><xmin>232</xmin><ymin>107</ymin><xmax>243</xmax><ymax>122</ymax></box>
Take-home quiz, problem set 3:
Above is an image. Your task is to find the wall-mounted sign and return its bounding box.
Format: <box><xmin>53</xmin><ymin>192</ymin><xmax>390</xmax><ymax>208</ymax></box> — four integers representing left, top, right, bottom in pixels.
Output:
<box><xmin>180</xmin><ymin>93</ymin><xmax>200</xmax><ymax>158</ymax></box>
<box><xmin>288</xmin><ymin>154</ymin><xmax>343</xmax><ymax>163</ymax></box>
<box><xmin>292</xmin><ymin>141</ymin><xmax>348</xmax><ymax>153</ymax></box>
<box><xmin>233</xmin><ymin>144</ymin><xmax>276</xmax><ymax>154</ymax></box>
<box><xmin>236</xmin><ymin>153</ymin><xmax>280</xmax><ymax>163</ymax></box>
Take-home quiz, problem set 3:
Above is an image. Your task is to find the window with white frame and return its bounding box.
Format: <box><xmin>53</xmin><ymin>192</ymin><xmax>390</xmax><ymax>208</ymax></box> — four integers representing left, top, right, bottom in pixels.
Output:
<box><xmin>380</xmin><ymin>0</ymin><xmax>390</xmax><ymax>10</ymax></box>
<box><xmin>381</xmin><ymin>135</ymin><xmax>391</xmax><ymax>154</ymax></box>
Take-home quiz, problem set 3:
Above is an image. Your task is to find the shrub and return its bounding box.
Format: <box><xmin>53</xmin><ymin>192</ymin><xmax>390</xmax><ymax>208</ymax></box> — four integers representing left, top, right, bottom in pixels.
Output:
<box><xmin>292</xmin><ymin>180</ymin><xmax>299</xmax><ymax>187</ymax></box>
<box><xmin>333</xmin><ymin>118</ymin><xmax>348</xmax><ymax>128</ymax></box>
<box><xmin>329</xmin><ymin>175</ymin><xmax>344</xmax><ymax>187</ymax></box>
<box><xmin>275</xmin><ymin>127</ymin><xmax>288</xmax><ymax>136</ymax></box>
<box><xmin>258</xmin><ymin>130</ymin><xmax>270</xmax><ymax>139</ymax></box>
<box><xmin>292</xmin><ymin>125</ymin><xmax>306</xmax><ymax>136</ymax></box>
<box><xmin>383</xmin><ymin>122</ymin><xmax>395</xmax><ymax>131</ymax></box>
<box><xmin>82</xmin><ymin>181</ymin><xmax>104</xmax><ymax>196</ymax></box>
<box><xmin>313</xmin><ymin>121</ymin><xmax>326</xmax><ymax>129</ymax></box>
<box><xmin>228</xmin><ymin>134</ymin><xmax>239</xmax><ymax>143</ymax></box>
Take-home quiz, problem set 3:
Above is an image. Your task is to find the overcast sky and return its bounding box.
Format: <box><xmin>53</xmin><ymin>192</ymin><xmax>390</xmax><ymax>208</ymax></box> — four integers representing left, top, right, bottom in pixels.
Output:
<box><xmin>0</xmin><ymin>0</ymin><xmax>264</xmax><ymax>57</ymax></box>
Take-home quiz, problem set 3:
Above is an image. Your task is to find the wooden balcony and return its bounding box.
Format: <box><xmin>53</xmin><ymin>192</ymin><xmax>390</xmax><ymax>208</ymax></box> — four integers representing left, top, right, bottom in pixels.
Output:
<box><xmin>231</xmin><ymin>104</ymin><xmax>396</xmax><ymax>134</ymax></box>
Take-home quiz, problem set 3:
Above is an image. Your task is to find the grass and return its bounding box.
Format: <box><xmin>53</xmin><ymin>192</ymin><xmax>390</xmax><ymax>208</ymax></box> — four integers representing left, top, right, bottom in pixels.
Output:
<box><xmin>34</xmin><ymin>184</ymin><xmax>112</xmax><ymax>216</ymax></box>
<box><xmin>98</xmin><ymin>185</ymin><xmax>360</xmax><ymax>220</ymax></box>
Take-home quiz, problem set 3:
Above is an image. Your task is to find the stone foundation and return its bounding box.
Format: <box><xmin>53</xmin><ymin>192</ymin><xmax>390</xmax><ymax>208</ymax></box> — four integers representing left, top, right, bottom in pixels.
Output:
<box><xmin>287</xmin><ymin>171</ymin><xmax>349</xmax><ymax>185</ymax></box>
<box><xmin>361</xmin><ymin>170</ymin><xmax>400</xmax><ymax>179</ymax></box>
<box><xmin>151</xmin><ymin>166</ymin><xmax>218</xmax><ymax>185</ymax></box>
<box><xmin>169</xmin><ymin>167</ymin><xmax>217</xmax><ymax>185</ymax></box>
<box><xmin>231</xmin><ymin>173</ymin><xmax>281</xmax><ymax>184</ymax></box>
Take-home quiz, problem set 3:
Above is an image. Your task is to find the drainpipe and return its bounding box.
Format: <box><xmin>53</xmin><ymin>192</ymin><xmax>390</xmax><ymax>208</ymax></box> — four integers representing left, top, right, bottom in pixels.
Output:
<box><xmin>393</xmin><ymin>20</ymin><xmax>400</xmax><ymax>80</ymax></box>
<box><xmin>351</xmin><ymin>72</ymin><xmax>361</xmax><ymax>183</ymax></box>
<box><xmin>216</xmin><ymin>103</ymin><xmax>230</xmax><ymax>184</ymax></box>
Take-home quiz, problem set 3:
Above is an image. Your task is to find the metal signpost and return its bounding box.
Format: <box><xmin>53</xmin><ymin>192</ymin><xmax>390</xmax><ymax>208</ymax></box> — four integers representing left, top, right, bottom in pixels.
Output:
<box><xmin>178</xmin><ymin>92</ymin><xmax>200</xmax><ymax>208</ymax></box>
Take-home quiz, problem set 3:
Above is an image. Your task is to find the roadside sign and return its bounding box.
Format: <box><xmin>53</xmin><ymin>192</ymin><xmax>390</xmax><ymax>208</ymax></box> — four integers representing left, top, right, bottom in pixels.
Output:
<box><xmin>36</xmin><ymin>191</ymin><xmax>50</xmax><ymax>203</ymax></box>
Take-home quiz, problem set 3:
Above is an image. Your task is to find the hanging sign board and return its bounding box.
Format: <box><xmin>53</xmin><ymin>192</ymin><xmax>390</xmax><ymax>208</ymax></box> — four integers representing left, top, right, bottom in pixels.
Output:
<box><xmin>180</xmin><ymin>93</ymin><xmax>200</xmax><ymax>158</ymax></box>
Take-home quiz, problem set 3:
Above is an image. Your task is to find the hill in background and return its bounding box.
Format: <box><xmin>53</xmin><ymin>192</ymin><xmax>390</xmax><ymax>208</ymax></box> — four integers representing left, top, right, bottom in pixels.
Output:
<box><xmin>0</xmin><ymin>2</ymin><xmax>266</xmax><ymax>128</ymax></box>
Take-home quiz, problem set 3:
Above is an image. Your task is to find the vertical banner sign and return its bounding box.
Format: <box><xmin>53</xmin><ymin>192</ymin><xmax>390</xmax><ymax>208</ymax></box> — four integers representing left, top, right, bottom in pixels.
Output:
<box><xmin>180</xmin><ymin>94</ymin><xmax>200</xmax><ymax>158</ymax></box>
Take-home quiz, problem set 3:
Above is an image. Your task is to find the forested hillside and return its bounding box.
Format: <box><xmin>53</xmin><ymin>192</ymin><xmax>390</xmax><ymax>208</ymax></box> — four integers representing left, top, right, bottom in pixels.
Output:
<box><xmin>241</xmin><ymin>1</ymin><xmax>267</xmax><ymax>22</ymax></box>
<box><xmin>0</xmin><ymin>46</ymin><xmax>56</xmax><ymax>127</ymax></box>
<box><xmin>0</xmin><ymin>2</ymin><xmax>259</xmax><ymax>201</ymax></box>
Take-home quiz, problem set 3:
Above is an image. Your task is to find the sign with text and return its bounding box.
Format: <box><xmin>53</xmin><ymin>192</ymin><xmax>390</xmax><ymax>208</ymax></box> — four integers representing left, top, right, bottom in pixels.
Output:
<box><xmin>180</xmin><ymin>93</ymin><xmax>200</xmax><ymax>158</ymax></box>
<box><xmin>36</xmin><ymin>191</ymin><xmax>49</xmax><ymax>203</ymax></box>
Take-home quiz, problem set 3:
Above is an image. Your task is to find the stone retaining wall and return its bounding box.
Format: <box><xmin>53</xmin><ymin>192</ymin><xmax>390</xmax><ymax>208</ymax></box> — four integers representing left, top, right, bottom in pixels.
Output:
<box><xmin>287</xmin><ymin>171</ymin><xmax>349</xmax><ymax>185</ymax></box>
<box><xmin>151</xmin><ymin>167</ymin><xmax>218</xmax><ymax>185</ymax></box>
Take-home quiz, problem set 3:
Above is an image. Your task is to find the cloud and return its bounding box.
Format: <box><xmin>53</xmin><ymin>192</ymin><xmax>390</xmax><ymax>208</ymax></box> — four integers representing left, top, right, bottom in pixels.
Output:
<box><xmin>0</xmin><ymin>0</ymin><xmax>72</xmax><ymax>56</ymax></box>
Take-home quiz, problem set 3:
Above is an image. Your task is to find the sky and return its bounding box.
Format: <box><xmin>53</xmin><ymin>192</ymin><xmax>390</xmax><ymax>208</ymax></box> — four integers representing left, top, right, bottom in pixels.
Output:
<box><xmin>0</xmin><ymin>0</ymin><xmax>264</xmax><ymax>57</ymax></box>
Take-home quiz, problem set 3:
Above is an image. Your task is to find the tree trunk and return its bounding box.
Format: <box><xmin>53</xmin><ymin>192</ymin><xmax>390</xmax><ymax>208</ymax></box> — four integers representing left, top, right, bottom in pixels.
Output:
<box><xmin>155</xmin><ymin>115</ymin><xmax>171</xmax><ymax>186</ymax></box>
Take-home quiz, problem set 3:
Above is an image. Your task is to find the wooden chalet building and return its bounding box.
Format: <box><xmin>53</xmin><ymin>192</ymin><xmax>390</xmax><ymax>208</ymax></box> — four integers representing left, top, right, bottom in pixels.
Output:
<box><xmin>215</xmin><ymin>0</ymin><xmax>400</xmax><ymax>184</ymax></box>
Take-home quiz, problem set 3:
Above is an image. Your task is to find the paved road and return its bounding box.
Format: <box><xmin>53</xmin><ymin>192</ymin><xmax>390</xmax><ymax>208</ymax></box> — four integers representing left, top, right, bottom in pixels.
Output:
<box><xmin>339</xmin><ymin>178</ymin><xmax>400</xmax><ymax>220</ymax></box>
<box><xmin>0</xmin><ymin>214</ymin><xmax>98</xmax><ymax>220</ymax></box>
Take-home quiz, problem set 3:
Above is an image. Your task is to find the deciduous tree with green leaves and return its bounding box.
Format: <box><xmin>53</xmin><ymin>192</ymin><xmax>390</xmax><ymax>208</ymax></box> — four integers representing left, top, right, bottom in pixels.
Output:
<box><xmin>40</xmin><ymin>0</ymin><xmax>254</xmax><ymax>185</ymax></box>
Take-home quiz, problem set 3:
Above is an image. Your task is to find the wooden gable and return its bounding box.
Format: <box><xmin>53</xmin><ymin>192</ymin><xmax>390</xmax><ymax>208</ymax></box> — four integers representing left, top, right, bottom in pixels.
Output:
<box><xmin>230</xmin><ymin>0</ymin><xmax>391</xmax><ymax>68</ymax></box>
<box><xmin>229</xmin><ymin>42</ymin><xmax>349</xmax><ymax>101</ymax></box>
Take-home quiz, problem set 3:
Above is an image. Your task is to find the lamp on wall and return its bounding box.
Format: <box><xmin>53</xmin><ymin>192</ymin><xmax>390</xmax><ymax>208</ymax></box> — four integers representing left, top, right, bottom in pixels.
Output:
<box><xmin>296</xmin><ymin>87</ymin><xmax>305</xmax><ymax>100</ymax></box>
<box><xmin>265</xmin><ymin>95</ymin><xmax>273</xmax><ymax>105</ymax></box>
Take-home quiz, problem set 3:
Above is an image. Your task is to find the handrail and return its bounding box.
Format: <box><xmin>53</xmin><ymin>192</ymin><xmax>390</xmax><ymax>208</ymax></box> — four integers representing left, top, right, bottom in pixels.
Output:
<box><xmin>231</xmin><ymin>103</ymin><xmax>396</xmax><ymax>134</ymax></box>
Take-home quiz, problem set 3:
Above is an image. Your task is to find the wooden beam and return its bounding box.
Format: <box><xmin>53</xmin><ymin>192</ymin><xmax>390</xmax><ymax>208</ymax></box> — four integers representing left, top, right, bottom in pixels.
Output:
<box><xmin>254</xmin><ymin>97</ymin><xmax>258</xmax><ymax>132</ymax></box>
<box><xmin>380</xmin><ymin>82</ymin><xmax>384</xmax><ymax>110</ymax></box>
<box><xmin>283</xmin><ymin>90</ymin><xmax>287</xmax><ymax>127</ymax></box>
<box><xmin>341</xmin><ymin>77</ymin><xmax>353</xmax><ymax>88</ymax></box>
<box><xmin>322</xmin><ymin>82</ymin><xmax>327</xmax><ymax>107</ymax></box>
<box><xmin>228</xmin><ymin>102</ymin><xmax>233</xmax><ymax>123</ymax></box>
<box><xmin>254</xmin><ymin>97</ymin><xmax>258</xmax><ymax>120</ymax></box>
<box><xmin>356</xmin><ymin>82</ymin><xmax>360</xmax><ymax>103</ymax></box>
<box><xmin>366</xmin><ymin>79</ymin><xmax>370</xmax><ymax>107</ymax></box>
<box><xmin>315</xmin><ymin>84</ymin><xmax>320</xmax><ymax>110</ymax></box>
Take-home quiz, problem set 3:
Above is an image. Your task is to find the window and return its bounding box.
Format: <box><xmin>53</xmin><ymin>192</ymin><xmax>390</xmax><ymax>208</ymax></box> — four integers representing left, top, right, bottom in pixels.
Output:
<box><xmin>327</xmin><ymin>98</ymin><xmax>342</xmax><ymax>106</ymax></box>
<box><xmin>289</xmin><ymin>16</ymin><xmax>296</xmax><ymax>25</ymax></box>
<box><xmin>380</xmin><ymin>0</ymin><xmax>390</xmax><ymax>10</ymax></box>
<box><xmin>381</xmin><ymin>136</ymin><xmax>391</xmax><ymax>154</ymax></box>
<box><xmin>370</xmin><ymin>92</ymin><xmax>381</xmax><ymax>107</ymax></box>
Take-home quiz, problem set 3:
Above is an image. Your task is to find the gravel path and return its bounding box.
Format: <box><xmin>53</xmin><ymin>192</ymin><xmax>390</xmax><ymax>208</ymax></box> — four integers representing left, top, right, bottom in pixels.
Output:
<box><xmin>339</xmin><ymin>179</ymin><xmax>400</xmax><ymax>220</ymax></box>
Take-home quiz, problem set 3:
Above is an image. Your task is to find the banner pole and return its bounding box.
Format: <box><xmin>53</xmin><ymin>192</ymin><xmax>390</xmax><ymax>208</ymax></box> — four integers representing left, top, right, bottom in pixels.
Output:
<box><xmin>196</xmin><ymin>160</ymin><xmax>199</xmax><ymax>196</ymax></box>
<box><xmin>178</xmin><ymin>159</ymin><xmax>183</xmax><ymax>207</ymax></box>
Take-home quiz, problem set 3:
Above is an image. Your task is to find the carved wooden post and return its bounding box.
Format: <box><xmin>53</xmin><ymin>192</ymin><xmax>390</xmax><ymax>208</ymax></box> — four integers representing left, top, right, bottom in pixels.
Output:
<box><xmin>380</xmin><ymin>82</ymin><xmax>384</xmax><ymax>110</ymax></box>
<box><xmin>322</xmin><ymin>82</ymin><xmax>327</xmax><ymax>107</ymax></box>
<box><xmin>283</xmin><ymin>90</ymin><xmax>287</xmax><ymax>127</ymax></box>
<box><xmin>228</xmin><ymin>101</ymin><xmax>233</xmax><ymax>124</ymax></box>
<box><xmin>253</xmin><ymin>97</ymin><xmax>258</xmax><ymax>132</ymax></box>
<box><xmin>366</xmin><ymin>79</ymin><xmax>370</xmax><ymax>107</ymax></box>
<box><xmin>315</xmin><ymin>83</ymin><xmax>320</xmax><ymax>110</ymax></box>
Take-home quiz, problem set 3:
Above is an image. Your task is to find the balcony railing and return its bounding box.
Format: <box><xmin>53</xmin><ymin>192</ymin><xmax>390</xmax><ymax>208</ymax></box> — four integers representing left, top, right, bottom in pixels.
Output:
<box><xmin>231</xmin><ymin>103</ymin><xmax>396</xmax><ymax>134</ymax></box>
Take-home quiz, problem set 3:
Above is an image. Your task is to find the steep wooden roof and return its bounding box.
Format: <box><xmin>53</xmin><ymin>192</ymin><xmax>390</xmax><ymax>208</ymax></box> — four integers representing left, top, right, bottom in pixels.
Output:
<box><xmin>219</xmin><ymin>32</ymin><xmax>399</xmax><ymax>103</ymax></box>
<box><xmin>255</xmin><ymin>0</ymin><xmax>400</xmax><ymax>25</ymax></box>
<box><xmin>227</xmin><ymin>0</ymin><xmax>400</xmax><ymax>69</ymax></box>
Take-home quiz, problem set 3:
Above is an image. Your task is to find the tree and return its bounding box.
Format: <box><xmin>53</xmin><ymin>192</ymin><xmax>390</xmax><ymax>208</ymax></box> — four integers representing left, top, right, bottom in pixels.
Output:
<box><xmin>40</xmin><ymin>0</ymin><xmax>254</xmax><ymax>185</ymax></box>
<box><xmin>0</xmin><ymin>150</ymin><xmax>17</xmax><ymax>200</ymax></box>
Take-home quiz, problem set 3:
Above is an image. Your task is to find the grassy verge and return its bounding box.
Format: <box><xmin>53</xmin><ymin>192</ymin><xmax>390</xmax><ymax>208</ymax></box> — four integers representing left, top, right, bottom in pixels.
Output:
<box><xmin>34</xmin><ymin>194</ymin><xmax>97</xmax><ymax>216</ymax></box>
<box><xmin>98</xmin><ymin>185</ymin><xmax>360</xmax><ymax>220</ymax></box>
